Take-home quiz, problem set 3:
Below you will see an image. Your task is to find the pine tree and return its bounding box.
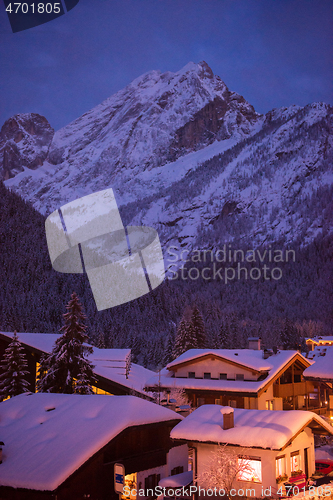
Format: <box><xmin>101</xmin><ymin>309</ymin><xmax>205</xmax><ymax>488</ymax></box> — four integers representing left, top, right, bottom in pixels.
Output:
<box><xmin>0</xmin><ymin>331</ymin><xmax>30</xmax><ymax>400</ymax></box>
<box><xmin>37</xmin><ymin>292</ymin><xmax>95</xmax><ymax>394</ymax></box>
<box><xmin>219</xmin><ymin>321</ymin><xmax>229</xmax><ymax>348</ymax></box>
<box><xmin>163</xmin><ymin>332</ymin><xmax>175</xmax><ymax>365</ymax></box>
<box><xmin>281</xmin><ymin>318</ymin><xmax>299</xmax><ymax>349</ymax></box>
<box><xmin>173</xmin><ymin>318</ymin><xmax>190</xmax><ymax>359</ymax></box>
<box><xmin>96</xmin><ymin>331</ymin><xmax>106</xmax><ymax>349</ymax></box>
<box><xmin>173</xmin><ymin>319</ymin><xmax>196</xmax><ymax>358</ymax></box>
<box><xmin>190</xmin><ymin>306</ymin><xmax>207</xmax><ymax>348</ymax></box>
<box><xmin>75</xmin><ymin>361</ymin><xmax>94</xmax><ymax>395</ymax></box>
<box><xmin>228</xmin><ymin>313</ymin><xmax>239</xmax><ymax>349</ymax></box>
<box><xmin>173</xmin><ymin>306</ymin><xmax>208</xmax><ymax>359</ymax></box>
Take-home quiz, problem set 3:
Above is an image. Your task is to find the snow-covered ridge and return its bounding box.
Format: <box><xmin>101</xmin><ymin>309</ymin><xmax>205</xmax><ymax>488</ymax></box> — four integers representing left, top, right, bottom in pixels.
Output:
<box><xmin>2</xmin><ymin>62</ymin><xmax>333</xmax><ymax>254</ymax></box>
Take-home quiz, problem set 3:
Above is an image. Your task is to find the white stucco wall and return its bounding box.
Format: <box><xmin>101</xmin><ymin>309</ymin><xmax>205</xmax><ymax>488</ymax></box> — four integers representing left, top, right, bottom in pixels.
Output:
<box><xmin>258</xmin><ymin>385</ymin><xmax>283</xmax><ymax>410</ymax></box>
<box><xmin>174</xmin><ymin>357</ymin><xmax>259</xmax><ymax>381</ymax></box>
<box><xmin>166</xmin><ymin>444</ymin><xmax>189</xmax><ymax>475</ymax></box>
<box><xmin>135</xmin><ymin>444</ymin><xmax>189</xmax><ymax>499</ymax></box>
<box><xmin>194</xmin><ymin>428</ymin><xmax>315</xmax><ymax>498</ymax></box>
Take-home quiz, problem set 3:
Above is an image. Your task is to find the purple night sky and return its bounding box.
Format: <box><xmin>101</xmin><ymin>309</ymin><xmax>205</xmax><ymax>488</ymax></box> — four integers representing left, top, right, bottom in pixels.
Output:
<box><xmin>0</xmin><ymin>0</ymin><xmax>332</xmax><ymax>130</ymax></box>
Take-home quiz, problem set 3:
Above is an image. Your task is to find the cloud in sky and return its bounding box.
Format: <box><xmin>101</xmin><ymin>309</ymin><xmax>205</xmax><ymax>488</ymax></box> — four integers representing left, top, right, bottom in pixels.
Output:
<box><xmin>0</xmin><ymin>0</ymin><xmax>332</xmax><ymax>130</ymax></box>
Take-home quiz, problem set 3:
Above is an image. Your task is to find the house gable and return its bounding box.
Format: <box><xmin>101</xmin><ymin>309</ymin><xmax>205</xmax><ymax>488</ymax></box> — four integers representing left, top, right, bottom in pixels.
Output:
<box><xmin>259</xmin><ymin>353</ymin><xmax>311</xmax><ymax>397</ymax></box>
<box><xmin>168</xmin><ymin>353</ymin><xmax>263</xmax><ymax>381</ymax></box>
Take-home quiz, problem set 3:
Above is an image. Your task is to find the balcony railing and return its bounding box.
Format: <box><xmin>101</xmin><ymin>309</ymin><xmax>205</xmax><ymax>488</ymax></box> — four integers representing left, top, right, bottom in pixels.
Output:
<box><xmin>273</xmin><ymin>381</ymin><xmax>311</xmax><ymax>398</ymax></box>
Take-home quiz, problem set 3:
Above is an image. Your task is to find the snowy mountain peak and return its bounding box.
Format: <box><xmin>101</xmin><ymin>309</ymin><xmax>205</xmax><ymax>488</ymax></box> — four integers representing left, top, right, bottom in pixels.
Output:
<box><xmin>2</xmin><ymin>63</ymin><xmax>333</xmax><ymax>255</ymax></box>
<box><xmin>0</xmin><ymin>113</ymin><xmax>54</xmax><ymax>179</ymax></box>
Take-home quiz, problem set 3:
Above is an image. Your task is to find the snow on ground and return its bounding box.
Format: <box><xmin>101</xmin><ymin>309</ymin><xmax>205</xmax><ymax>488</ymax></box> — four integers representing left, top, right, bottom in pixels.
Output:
<box><xmin>171</xmin><ymin>405</ymin><xmax>333</xmax><ymax>450</ymax></box>
<box><xmin>159</xmin><ymin>470</ymin><xmax>193</xmax><ymax>487</ymax></box>
<box><xmin>0</xmin><ymin>393</ymin><xmax>181</xmax><ymax>491</ymax></box>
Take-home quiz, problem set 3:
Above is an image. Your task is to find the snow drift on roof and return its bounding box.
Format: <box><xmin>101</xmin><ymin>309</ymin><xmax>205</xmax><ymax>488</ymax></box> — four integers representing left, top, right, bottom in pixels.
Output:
<box><xmin>171</xmin><ymin>405</ymin><xmax>332</xmax><ymax>450</ymax></box>
<box><xmin>304</xmin><ymin>347</ymin><xmax>333</xmax><ymax>380</ymax></box>
<box><xmin>0</xmin><ymin>331</ymin><xmax>60</xmax><ymax>354</ymax></box>
<box><xmin>0</xmin><ymin>393</ymin><xmax>181</xmax><ymax>491</ymax></box>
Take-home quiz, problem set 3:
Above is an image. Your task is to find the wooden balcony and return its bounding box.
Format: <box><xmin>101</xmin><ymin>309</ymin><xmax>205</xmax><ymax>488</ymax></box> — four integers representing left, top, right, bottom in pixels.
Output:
<box><xmin>273</xmin><ymin>381</ymin><xmax>312</xmax><ymax>398</ymax></box>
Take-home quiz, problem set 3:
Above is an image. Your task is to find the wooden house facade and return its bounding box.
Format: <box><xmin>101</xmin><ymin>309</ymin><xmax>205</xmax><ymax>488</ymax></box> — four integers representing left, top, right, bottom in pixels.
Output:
<box><xmin>145</xmin><ymin>348</ymin><xmax>331</xmax><ymax>414</ymax></box>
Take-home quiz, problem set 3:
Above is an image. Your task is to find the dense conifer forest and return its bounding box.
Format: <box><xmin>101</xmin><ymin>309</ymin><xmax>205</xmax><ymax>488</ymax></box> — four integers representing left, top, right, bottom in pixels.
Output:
<box><xmin>0</xmin><ymin>181</ymin><xmax>332</xmax><ymax>369</ymax></box>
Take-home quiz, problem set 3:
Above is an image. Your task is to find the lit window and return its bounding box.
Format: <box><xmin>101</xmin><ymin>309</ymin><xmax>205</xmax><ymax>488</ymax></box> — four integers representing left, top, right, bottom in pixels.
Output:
<box><xmin>91</xmin><ymin>385</ymin><xmax>112</xmax><ymax>395</ymax></box>
<box><xmin>122</xmin><ymin>473</ymin><xmax>137</xmax><ymax>500</ymax></box>
<box><xmin>290</xmin><ymin>451</ymin><xmax>301</xmax><ymax>472</ymax></box>
<box><xmin>238</xmin><ymin>457</ymin><xmax>262</xmax><ymax>483</ymax></box>
<box><xmin>188</xmin><ymin>448</ymin><xmax>195</xmax><ymax>471</ymax></box>
<box><xmin>276</xmin><ymin>455</ymin><xmax>286</xmax><ymax>476</ymax></box>
<box><xmin>266</xmin><ymin>400</ymin><xmax>274</xmax><ymax>410</ymax></box>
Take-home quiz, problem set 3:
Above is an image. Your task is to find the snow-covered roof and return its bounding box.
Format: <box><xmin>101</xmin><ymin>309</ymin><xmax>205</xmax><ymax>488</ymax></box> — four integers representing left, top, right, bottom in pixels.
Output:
<box><xmin>307</xmin><ymin>337</ymin><xmax>333</xmax><ymax>344</ymax></box>
<box><xmin>304</xmin><ymin>347</ymin><xmax>333</xmax><ymax>380</ymax></box>
<box><xmin>90</xmin><ymin>348</ymin><xmax>131</xmax><ymax>362</ymax></box>
<box><xmin>147</xmin><ymin>350</ymin><xmax>309</xmax><ymax>394</ymax></box>
<box><xmin>171</xmin><ymin>405</ymin><xmax>333</xmax><ymax>450</ymax></box>
<box><xmin>306</xmin><ymin>345</ymin><xmax>330</xmax><ymax>361</ymax></box>
<box><xmin>92</xmin><ymin>357</ymin><xmax>153</xmax><ymax>393</ymax></box>
<box><xmin>167</xmin><ymin>349</ymin><xmax>274</xmax><ymax>372</ymax></box>
<box><xmin>0</xmin><ymin>332</ymin><xmax>60</xmax><ymax>354</ymax></box>
<box><xmin>0</xmin><ymin>393</ymin><xmax>181</xmax><ymax>491</ymax></box>
<box><xmin>0</xmin><ymin>332</ymin><xmax>153</xmax><ymax>395</ymax></box>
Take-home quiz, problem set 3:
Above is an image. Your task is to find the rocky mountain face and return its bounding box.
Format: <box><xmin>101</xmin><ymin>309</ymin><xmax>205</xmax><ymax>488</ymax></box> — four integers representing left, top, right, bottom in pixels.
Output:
<box><xmin>2</xmin><ymin>62</ymin><xmax>333</xmax><ymax>259</ymax></box>
<box><xmin>0</xmin><ymin>113</ymin><xmax>54</xmax><ymax>180</ymax></box>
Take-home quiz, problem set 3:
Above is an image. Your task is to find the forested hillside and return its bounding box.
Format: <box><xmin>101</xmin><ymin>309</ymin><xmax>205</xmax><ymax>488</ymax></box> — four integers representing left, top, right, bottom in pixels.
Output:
<box><xmin>0</xmin><ymin>181</ymin><xmax>332</xmax><ymax>369</ymax></box>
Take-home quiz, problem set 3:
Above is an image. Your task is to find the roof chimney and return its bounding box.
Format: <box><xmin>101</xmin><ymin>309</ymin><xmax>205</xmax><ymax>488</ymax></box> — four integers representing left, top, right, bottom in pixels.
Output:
<box><xmin>248</xmin><ymin>337</ymin><xmax>261</xmax><ymax>350</ymax></box>
<box><xmin>220</xmin><ymin>407</ymin><xmax>234</xmax><ymax>430</ymax></box>
<box><xmin>0</xmin><ymin>442</ymin><xmax>4</xmax><ymax>464</ymax></box>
